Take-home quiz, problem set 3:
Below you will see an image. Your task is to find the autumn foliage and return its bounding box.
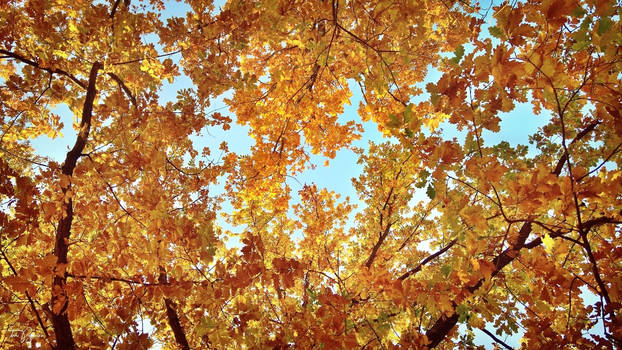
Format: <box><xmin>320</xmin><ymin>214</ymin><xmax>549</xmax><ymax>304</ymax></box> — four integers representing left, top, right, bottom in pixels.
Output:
<box><xmin>1</xmin><ymin>0</ymin><xmax>621</xmax><ymax>349</ymax></box>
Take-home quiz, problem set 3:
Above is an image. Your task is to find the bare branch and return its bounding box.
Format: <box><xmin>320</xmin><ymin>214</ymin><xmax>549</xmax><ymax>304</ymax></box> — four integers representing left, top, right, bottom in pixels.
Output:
<box><xmin>479</xmin><ymin>327</ymin><xmax>513</xmax><ymax>350</ymax></box>
<box><xmin>399</xmin><ymin>239</ymin><xmax>457</xmax><ymax>280</ymax></box>
<box><xmin>552</xmin><ymin>121</ymin><xmax>600</xmax><ymax>176</ymax></box>
<box><xmin>109</xmin><ymin>0</ymin><xmax>122</xmax><ymax>19</ymax></box>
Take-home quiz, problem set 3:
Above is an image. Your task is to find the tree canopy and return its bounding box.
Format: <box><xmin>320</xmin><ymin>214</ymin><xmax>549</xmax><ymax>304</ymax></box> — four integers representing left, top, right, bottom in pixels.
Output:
<box><xmin>1</xmin><ymin>0</ymin><xmax>621</xmax><ymax>349</ymax></box>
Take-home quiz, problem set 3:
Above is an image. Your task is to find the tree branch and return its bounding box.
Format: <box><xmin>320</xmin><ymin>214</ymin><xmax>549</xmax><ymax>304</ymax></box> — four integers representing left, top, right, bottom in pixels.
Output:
<box><xmin>67</xmin><ymin>273</ymin><xmax>158</xmax><ymax>286</ymax></box>
<box><xmin>107</xmin><ymin>72</ymin><xmax>137</xmax><ymax>107</ymax></box>
<box><xmin>51</xmin><ymin>61</ymin><xmax>101</xmax><ymax>350</ymax></box>
<box><xmin>109</xmin><ymin>0</ymin><xmax>122</xmax><ymax>19</ymax></box>
<box><xmin>0</xmin><ymin>249</ymin><xmax>51</xmax><ymax>343</ymax></box>
<box><xmin>0</xmin><ymin>49</ymin><xmax>87</xmax><ymax>89</ymax></box>
<box><xmin>479</xmin><ymin>327</ymin><xmax>513</xmax><ymax>350</ymax></box>
<box><xmin>66</xmin><ymin>273</ymin><xmax>202</xmax><ymax>286</ymax></box>
<box><xmin>398</xmin><ymin>239</ymin><xmax>457</xmax><ymax>281</ymax></box>
<box><xmin>577</xmin><ymin>141</ymin><xmax>622</xmax><ymax>182</ymax></box>
<box><xmin>552</xmin><ymin>121</ymin><xmax>599</xmax><ymax>176</ymax></box>
<box><xmin>365</xmin><ymin>216</ymin><xmax>393</xmax><ymax>268</ymax></box>
<box><xmin>159</xmin><ymin>268</ymin><xmax>191</xmax><ymax>350</ymax></box>
<box><xmin>425</xmin><ymin>221</ymin><xmax>532</xmax><ymax>348</ymax></box>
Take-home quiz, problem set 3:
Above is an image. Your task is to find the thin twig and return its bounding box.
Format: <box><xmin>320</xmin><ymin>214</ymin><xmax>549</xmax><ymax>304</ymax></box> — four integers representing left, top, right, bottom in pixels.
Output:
<box><xmin>398</xmin><ymin>239</ymin><xmax>457</xmax><ymax>280</ymax></box>
<box><xmin>479</xmin><ymin>327</ymin><xmax>513</xmax><ymax>350</ymax></box>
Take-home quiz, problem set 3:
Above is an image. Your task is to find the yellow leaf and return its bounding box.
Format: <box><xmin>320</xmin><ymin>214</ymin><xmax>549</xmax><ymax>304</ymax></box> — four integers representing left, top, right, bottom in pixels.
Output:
<box><xmin>540</xmin><ymin>58</ymin><xmax>555</xmax><ymax>77</ymax></box>
<box><xmin>425</xmin><ymin>112</ymin><xmax>449</xmax><ymax>131</ymax></box>
<box><xmin>460</xmin><ymin>206</ymin><xmax>488</xmax><ymax>231</ymax></box>
<box><xmin>542</xmin><ymin>233</ymin><xmax>555</xmax><ymax>254</ymax></box>
<box><xmin>68</xmin><ymin>22</ymin><xmax>78</xmax><ymax>33</ymax></box>
<box><xmin>53</xmin><ymin>49</ymin><xmax>69</xmax><ymax>59</ymax></box>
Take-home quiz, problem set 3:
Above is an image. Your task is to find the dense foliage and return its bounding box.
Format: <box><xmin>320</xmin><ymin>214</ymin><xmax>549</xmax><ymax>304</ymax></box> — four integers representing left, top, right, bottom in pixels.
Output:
<box><xmin>1</xmin><ymin>0</ymin><xmax>621</xmax><ymax>348</ymax></box>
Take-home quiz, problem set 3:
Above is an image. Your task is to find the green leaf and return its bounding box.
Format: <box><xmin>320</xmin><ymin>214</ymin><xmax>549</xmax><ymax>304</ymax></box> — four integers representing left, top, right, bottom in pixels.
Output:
<box><xmin>451</xmin><ymin>45</ymin><xmax>465</xmax><ymax>64</ymax></box>
<box><xmin>571</xmin><ymin>7</ymin><xmax>586</xmax><ymax>18</ymax></box>
<box><xmin>457</xmin><ymin>304</ymin><xmax>470</xmax><ymax>323</ymax></box>
<box><xmin>509</xmin><ymin>320</ymin><xmax>518</xmax><ymax>333</ymax></box>
<box><xmin>387</xmin><ymin>113</ymin><xmax>401</xmax><ymax>128</ymax></box>
<box><xmin>440</xmin><ymin>264</ymin><xmax>452</xmax><ymax>278</ymax></box>
<box><xmin>426</xmin><ymin>83</ymin><xmax>440</xmax><ymax>106</ymax></box>
<box><xmin>307</xmin><ymin>287</ymin><xmax>318</xmax><ymax>304</ymax></box>
<box><xmin>571</xmin><ymin>18</ymin><xmax>591</xmax><ymax>52</ymax></box>
<box><xmin>543</xmin><ymin>87</ymin><xmax>556</xmax><ymax>103</ymax></box>
<box><xmin>403</xmin><ymin>103</ymin><xmax>414</xmax><ymax>123</ymax></box>
<box><xmin>465</xmin><ymin>134</ymin><xmax>478</xmax><ymax>153</ymax></box>
<box><xmin>488</xmin><ymin>26</ymin><xmax>502</xmax><ymax>38</ymax></box>
<box><xmin>415</xmin><ymin>170</ymin><xmax>430</xmax><ymax>188</ymax></box>
<box><xmin>426</xmin><ymin>184</ymin><xmax>436</xmax><ymax>199</ymax></box>
<box><xmin>404</xmin><ymin>127</ymin><xmax>413</xmax><ymax>138</ymax></box>
<box><xmin>571</xmin><ymin>40</ymin><xmax>589</xmax><ymax>51</ymax></box>
<box><xmin>196</xmin><ymin>316</ymin><xmax>216</xmax><ymax>337</ymax></box>
<box><xmin>598</xmin><ymin>17</ymin><xmax>612</xmax><ymax>35</ymax></box>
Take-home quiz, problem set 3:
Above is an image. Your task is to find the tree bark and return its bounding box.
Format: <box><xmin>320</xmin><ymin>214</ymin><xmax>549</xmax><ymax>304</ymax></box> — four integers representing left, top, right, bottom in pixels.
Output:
<box><xmin>159</xmin><ymin>268</ymin><xmax>191</xmax><ymax>350</ymax></box>
<box><xmin>51</xmin><ymin>61</ymin><xmax>101</xmax><ymax>350</ymax></box>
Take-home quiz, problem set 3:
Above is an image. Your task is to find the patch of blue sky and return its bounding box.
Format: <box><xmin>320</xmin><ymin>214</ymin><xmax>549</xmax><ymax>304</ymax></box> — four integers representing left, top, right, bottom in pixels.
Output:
<box><xmin>290</xmin><ymin>80</ymin><xmax>384</xmax><ymax>199</ymax></box>
<box><xmin>579</xmin><ymin>285</ymin><xmax>609</xmax><ymax>341</ymax></box>
<box><xmin>458</xmin><ymin>322</ymin><xmax>524</xmax><ymax>349</ymax></box>
<box><xmin>30</xmin><ymin>103</ymin><xmax>77</xmax><ymax>163</ymax></box>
